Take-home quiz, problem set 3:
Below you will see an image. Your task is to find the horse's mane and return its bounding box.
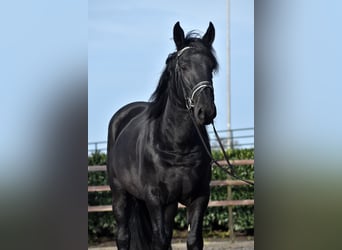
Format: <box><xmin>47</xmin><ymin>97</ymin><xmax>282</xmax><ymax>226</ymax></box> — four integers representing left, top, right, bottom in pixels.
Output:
<box><xmin>148</xmin><ymin>32</ymin><xmax>218</xmax><ymax>118</ymax></box>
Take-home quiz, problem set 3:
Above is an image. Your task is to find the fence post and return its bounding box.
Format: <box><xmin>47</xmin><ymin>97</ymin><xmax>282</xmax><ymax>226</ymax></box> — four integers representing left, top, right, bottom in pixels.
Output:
<box><xmin>227</xmin><ymin>176</ymin><xmax>235</xmax><ymax>241</ymax></box>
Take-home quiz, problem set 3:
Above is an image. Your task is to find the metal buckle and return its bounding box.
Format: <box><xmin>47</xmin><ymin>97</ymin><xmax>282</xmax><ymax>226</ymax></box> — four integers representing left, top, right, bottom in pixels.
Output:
<box><xmin>186</xmin><ymin>97</ymin><xmax>194</xmax><ymax>110</ymax></box>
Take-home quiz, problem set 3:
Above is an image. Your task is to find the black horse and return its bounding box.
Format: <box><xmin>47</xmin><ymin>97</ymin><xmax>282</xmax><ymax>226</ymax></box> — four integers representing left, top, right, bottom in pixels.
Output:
<box><xmin>107</xmin><ymin>22</ymin><xmax>218</xmax><ymax>250</ymax></box>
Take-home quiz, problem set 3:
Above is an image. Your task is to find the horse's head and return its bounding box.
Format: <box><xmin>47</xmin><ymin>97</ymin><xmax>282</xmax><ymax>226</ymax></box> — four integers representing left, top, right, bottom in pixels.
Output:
<box><xmin>173</xmin><ymin>22</ymin><xmax>218</xmax><ymax>125</ymax></box>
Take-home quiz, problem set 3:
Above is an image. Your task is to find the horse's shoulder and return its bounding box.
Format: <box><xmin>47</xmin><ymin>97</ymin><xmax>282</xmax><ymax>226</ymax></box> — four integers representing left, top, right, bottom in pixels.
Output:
<box><xmin>108</xmin><ymin>102</ymin><xmax>149</xmax><ymax>143</ymax></box>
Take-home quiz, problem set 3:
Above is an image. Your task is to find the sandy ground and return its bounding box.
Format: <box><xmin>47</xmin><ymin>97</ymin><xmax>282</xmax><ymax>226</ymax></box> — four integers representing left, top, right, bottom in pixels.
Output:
<box><xmin>89</xmin><ymin>239</ymin><xmax>254</xmax><ymax>250</ymax></box>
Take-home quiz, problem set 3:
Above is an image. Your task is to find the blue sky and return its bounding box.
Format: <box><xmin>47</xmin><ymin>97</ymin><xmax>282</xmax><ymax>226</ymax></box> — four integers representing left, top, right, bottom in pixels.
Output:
<box><xmin>88</xmin><ymin>0</ymin><xmax>254</xmax><ymax>143</ymax></box>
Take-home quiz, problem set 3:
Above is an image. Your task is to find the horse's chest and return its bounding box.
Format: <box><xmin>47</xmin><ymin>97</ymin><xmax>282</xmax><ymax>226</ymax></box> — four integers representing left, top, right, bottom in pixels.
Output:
<box><xmin>144</xmin><ymin>145</ymin><xmax>211</xmax><ymax>202</ymax></box>
<box><xmin>162</xmin><ymin>165</ymin><xmax>209</xmax><ymax>201</ymax></box>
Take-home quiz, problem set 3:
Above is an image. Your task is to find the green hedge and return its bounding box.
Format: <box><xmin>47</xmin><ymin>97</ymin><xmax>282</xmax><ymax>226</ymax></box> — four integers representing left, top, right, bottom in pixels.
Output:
<box><xmin>88</xmin><ymin>149</ymin><xmax>254</xmax><ymax>242</ymax></box>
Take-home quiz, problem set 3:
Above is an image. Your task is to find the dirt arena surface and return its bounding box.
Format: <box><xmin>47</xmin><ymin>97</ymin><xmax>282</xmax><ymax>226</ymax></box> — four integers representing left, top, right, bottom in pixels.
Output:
<box><xmin>89</xmin><ymin>238</ymin><xmax>254</xmax><ymax>250</ymax></box>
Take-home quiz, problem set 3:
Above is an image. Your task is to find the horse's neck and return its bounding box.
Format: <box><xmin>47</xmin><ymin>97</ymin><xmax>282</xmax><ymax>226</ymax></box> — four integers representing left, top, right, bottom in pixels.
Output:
<box><xmin>158</xmin><ymin>99</ymin><xmax>205</xmax><ymax>149</ymax></box>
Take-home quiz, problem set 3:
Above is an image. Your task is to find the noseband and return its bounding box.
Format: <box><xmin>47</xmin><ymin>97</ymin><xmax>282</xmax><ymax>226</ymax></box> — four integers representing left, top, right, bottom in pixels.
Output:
<box><xmin>185</xmin><ymin>81</ymin><xmax>213</xmax><ymax>110</ymax></box>
<box><xmin>176</xmin><ymin>46</ymin><xmax>214</xmax><ymax>110</ymax></box>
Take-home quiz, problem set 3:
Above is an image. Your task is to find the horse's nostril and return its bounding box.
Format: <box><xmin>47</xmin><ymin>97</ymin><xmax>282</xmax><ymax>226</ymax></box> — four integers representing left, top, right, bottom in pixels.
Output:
<box><xmin>195</xmin><ymin>106</ymin><xmax>215</xmax><ymax>125</ymax></box>
<box><xmin>197</xmin><ymin>108</ymin><xmax>205</xmax><ymax>121</ymax></box>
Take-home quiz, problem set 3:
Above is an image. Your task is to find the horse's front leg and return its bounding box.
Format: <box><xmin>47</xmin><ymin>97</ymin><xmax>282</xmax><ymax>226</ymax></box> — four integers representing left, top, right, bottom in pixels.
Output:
<box><xmin>164</xmin><ymin>202</ymin><xmax>178</xmax><ymax>250</ymax></box>
<box><xmin>186</xmin><ymin>195</ymin><xmax>209</xmax><ymax>250</ymax></box>
<box><xmin>145</xmin><ymin>188</ymin><xmax>174</xmax><ymax>250</ymax></box>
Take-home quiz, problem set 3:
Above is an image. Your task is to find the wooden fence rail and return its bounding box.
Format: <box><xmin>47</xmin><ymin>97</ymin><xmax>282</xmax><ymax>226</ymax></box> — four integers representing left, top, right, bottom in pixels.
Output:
<box><xmin>88</xmin><ymin>160</ymin><xmax>254</xmax><ymax>172</ymax></box>
<box><xmin>88</xmin><ymin>159</ymin><xmax>254</xmax><ymax>213</ymax></box>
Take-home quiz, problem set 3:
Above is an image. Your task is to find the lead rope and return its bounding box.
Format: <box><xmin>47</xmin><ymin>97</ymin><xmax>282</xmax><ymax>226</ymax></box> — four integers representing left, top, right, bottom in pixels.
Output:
<box><xmin>188</xmin><ymin>109</ymin><xmax>254</xmax><ymax>186</ymax></box>
<box><xmin>211</xmin><ymin>122</ymin><xmax>254</xmax><ymax>186</ymax></box>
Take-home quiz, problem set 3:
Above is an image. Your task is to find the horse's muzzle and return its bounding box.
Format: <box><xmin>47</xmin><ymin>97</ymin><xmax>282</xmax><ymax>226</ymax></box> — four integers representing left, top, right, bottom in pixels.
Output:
<box><xmin>195</xmin><ymin>103</ymin><xmax>217</xmax><ymax>125</ymax></box>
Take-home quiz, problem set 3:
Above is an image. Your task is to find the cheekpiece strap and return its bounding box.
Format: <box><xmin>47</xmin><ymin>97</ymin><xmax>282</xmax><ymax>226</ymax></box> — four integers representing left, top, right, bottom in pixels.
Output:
<box><xmin>177</xmin><ymin>46</ymin><xmax>193</xmax><ymax>57</ymax></box>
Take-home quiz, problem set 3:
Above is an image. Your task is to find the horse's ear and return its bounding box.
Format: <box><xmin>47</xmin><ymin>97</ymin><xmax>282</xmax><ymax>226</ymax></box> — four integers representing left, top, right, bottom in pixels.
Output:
<box><xmin>202</xmin><ymin>22</ymin><xmax>215</xmax><ymax>46</ymax></box>
<box><xmin>173</xmin><ymin>21</ymin><xmax>185</xmax><ymax>50</ymax></box>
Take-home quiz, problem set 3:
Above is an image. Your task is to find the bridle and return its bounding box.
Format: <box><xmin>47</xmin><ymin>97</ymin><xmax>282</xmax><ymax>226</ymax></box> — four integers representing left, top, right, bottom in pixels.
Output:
<box><xmin>176</xmin><ymin>46</ymin><xmax>255</xmax><ymax>186</ymax></box>
<box><xmin>176</xmin><ymin>46</ymin><xmax>214</xmax><ymax>111</ymax></box>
